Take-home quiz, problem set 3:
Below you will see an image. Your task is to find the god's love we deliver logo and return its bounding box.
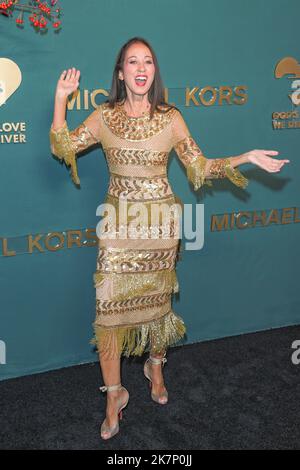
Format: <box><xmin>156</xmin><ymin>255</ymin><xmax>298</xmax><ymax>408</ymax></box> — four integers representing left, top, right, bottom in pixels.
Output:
<box><xmin>273</xmin><ymin>56</ymin><xmax>300</xmax><ymax>130</ymax></box>
<box><xmin>0</xmin><ymin>58</ymin><xmax>25</xmax><ymax>143</ymax></box>
<box><xmin>0</xmin><ymin>58</ymin><xmax>22</xmax><ymax>106</ymax></box>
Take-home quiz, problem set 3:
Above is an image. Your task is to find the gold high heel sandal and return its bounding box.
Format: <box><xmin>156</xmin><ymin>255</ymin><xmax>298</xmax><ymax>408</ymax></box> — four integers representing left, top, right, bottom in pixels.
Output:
<box><xmin>99</xmin><ymin>383</ymin><xmax>129</xmax><ymax>440</ymax></box>
<box><xmin>143</xmin><ymin>353</ymin><xmax>168</xmax><ymax>405</ymax></box>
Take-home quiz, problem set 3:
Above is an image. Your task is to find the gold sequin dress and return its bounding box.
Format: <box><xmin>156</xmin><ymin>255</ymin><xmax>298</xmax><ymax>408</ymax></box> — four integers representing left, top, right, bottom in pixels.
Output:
<box><xmin>49</xmin><ymin>101</ymin><xmax>247</xmax><ymax>359</ymax></box>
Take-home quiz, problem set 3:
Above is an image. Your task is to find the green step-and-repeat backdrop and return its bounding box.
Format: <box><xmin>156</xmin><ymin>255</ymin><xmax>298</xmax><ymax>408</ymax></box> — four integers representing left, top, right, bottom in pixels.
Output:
<box><xmin>1</xmin><ymin>0</ymin><xmax>299</xmax><ymax>380</ymax></box>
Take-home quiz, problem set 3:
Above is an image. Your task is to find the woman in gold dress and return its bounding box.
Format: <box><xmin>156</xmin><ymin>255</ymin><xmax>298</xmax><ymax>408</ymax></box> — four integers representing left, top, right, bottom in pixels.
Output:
<box><xmin>49</xmin><ymin>37</ymin><xmax>289</xmax><ymax>440</ymax></box>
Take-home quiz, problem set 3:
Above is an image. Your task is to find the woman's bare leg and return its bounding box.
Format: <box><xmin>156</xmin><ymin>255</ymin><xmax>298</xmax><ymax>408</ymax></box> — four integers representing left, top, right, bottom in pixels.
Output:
<box><xmin>148</xmin><ymin>349</ymin><xmax>168</xmax><ymax>397</ymax></box>
<box><xmin>98</xmin><ymin>341</ymin><xmax>128</xmax><ymax>437</ymax></box>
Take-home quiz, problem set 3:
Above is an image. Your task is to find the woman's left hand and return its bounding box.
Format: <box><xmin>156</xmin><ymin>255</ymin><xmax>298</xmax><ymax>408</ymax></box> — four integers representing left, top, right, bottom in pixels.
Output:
<box><xmin>245</xmin><ymin>149</ymin><xmax>290</xmax><ymax>172</ymax></box>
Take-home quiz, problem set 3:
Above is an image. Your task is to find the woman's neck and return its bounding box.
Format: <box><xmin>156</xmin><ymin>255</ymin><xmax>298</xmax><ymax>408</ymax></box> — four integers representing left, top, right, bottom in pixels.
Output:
<box><xmin>122</xmin><ymin>95</ymin><xmax>151</xmax><ymax>117</ymax></box>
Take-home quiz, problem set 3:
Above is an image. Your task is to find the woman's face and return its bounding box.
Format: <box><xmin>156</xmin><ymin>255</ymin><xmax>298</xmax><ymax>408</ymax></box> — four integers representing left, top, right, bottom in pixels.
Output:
<box><xmin>119</xmin><ymin>42</ymin><xmax>155</xmax><ymax>98</ymax></box>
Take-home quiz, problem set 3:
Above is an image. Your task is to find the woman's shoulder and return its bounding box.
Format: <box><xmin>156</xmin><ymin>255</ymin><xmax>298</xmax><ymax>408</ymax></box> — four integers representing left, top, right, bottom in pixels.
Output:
<box><xmin>156</xmin><ymin>103</ymin><xmax>180</xmax><ymax>114</ymax></box>
<box><xmin>155</xmin><ymin>105</ymin><xmax>181</xmax><ymax>128</ymax></box>
<box><xmin>98</xmin><ymin>101</ymin><xmax>110</xmax><ymax>112</ymax></box>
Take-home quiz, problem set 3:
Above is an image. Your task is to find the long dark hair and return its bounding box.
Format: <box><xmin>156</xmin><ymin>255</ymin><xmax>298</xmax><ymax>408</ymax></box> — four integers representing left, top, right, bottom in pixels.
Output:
<box><xmin>106</xmin><ymin>37</ymin><xmax>179</xmax><ymax>120</ymax></box>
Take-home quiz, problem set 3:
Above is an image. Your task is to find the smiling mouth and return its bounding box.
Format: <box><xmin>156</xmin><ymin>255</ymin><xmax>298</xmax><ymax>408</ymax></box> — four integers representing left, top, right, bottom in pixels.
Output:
<box><xmin>135</xmin><ymin>76</ymin><xmax>147</xmax><ymax>86</ymax></box>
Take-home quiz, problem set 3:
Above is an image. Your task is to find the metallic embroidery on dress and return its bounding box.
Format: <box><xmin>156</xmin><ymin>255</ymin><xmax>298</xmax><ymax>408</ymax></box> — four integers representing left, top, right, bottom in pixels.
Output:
<box><xmin>101</xmin><ymin>102</ymin><xmax>177</xmax><ymax>141</ymax></box>
<box><xmin>93</xmin><ymin>269</ymin><xmax>179</xmax><ymax>300</ymax></box>
<box><xmin>104</xmin><ymin>147</ymin><xmax>169</xmax><ymax>166</ymax></box>
<box><xmin>96</xmin><ymin>292</ymin><xmax>172</xmax><ymax>316</ymax></box>
<box><xmin>107</xmin><ymin>174</ymin><xmax>173</xmax><ymax>200</ymax></box>
<box><xmin>96</xmin><ymin>246</ymin><xmax>178</xmax><ymax>273</ymax></box>
<box><xmin>49</xmin><ymin>120</ymin><xmax>99</xmax><ymax>185</ymax></box>
<box><xmin>174</xmin><ymin>136</ymin><xmax>212</xmax><ymax>190</ymax></box>
<box><xmin>69</xmin><ymin>123</ymin><xmax>99</xmax><ymax>153</ymax></box>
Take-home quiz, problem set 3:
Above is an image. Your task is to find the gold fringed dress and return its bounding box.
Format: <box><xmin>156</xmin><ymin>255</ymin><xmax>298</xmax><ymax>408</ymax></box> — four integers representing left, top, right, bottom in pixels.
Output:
<box><xmin>49</xmin><ymin>101</ymin><xmax>248</xmax><ymax>359</ymax></box>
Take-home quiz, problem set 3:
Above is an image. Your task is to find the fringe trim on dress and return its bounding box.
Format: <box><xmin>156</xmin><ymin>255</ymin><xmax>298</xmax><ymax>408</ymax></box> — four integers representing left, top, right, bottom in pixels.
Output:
<box><xmin>186</xmin><ymin>155</ymin><xmax>248</xmax><ymax>191</ymax></box>
<box><xmin>89</xmin><ymin>308</ymin><xmax>186</xmax><ymax>359</ymax></box>
<box><xmin>187</xmin><ymin>156</ymin><xmax>213</xmax><ymax>191</ymax></box>
<box><xmin>224</xmin><ymin>160</ymin><xmax>249</xmax><ymax>188</ymax></box>
<box><xmin>49</xmin><ymin>121</ymin><xmax>80</xmax><ymax>186</ymax></box>
<box><xmin>93</xmin><ymin>268</ymin><xmax>179</xmax><ymax>300</ymax></box>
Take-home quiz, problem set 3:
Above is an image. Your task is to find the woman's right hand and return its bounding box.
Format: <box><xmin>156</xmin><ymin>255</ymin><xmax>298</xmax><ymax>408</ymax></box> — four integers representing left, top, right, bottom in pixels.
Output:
<box><xmin>55</xmin><ymin>67</ymin><xmax>81</xmax><ymax>100</ymax></box>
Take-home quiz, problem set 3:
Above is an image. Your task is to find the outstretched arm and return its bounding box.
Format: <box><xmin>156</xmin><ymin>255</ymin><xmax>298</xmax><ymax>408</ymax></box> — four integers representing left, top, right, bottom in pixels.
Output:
<box><xmin>49</xmin><ymin>68</ymin><xmax>102</xmax><ymax>186</ymax></box>
<box><xmin>172</xmin><ymin>110</ymin><xmax>289</xmax><ymax>191</ymax></box>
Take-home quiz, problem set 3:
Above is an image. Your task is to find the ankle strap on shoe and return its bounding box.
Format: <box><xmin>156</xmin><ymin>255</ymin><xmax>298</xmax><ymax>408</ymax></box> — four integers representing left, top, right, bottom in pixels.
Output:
<box><xmin>99</xmin><ymin>383</ymin><xmax>122</xmax><ymax>393</ymax></box>
<box><xmin>149</xmin><ymin>355</ymin><xmax>167</xmax><ymax>365</ymax></box>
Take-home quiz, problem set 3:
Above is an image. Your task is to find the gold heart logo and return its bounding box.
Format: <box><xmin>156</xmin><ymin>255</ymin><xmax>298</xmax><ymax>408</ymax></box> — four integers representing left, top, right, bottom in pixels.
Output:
<box><xmin>0</xmin><ymin>58</ymin><xmax>22</xmax><ymax>106</ymax></box>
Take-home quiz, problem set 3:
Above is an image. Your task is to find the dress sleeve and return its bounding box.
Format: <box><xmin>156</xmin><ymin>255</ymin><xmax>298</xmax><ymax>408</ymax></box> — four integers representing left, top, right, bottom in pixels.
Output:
<box><xmin>171</xmin><ymin>110</ymin><xmax>248</xmax><ymax>191</ymax></box>
<box><xmin>49</xmin><ymin>105</ymin><xmax>102</xmax><ymax>185</ymax></box>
